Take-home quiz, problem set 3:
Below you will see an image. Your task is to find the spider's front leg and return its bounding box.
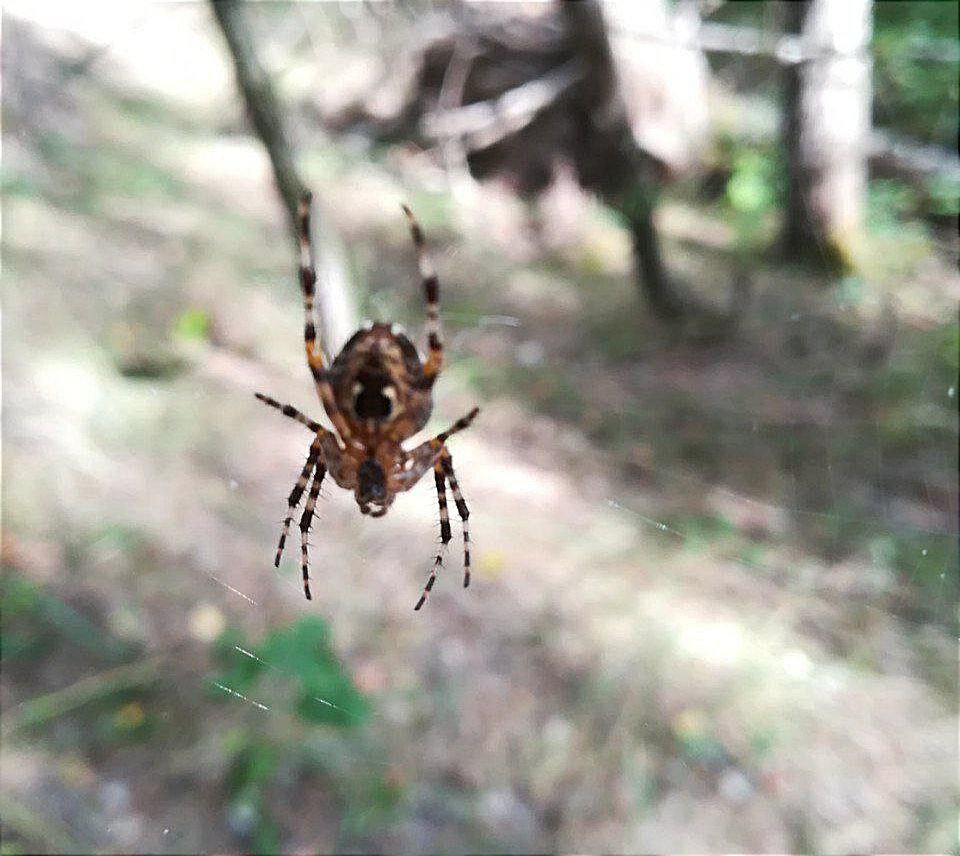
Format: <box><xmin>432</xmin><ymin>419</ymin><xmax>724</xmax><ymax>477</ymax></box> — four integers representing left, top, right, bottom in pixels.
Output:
<box><xmin>402</xmin><ymin>204</ymin><xmax>443</xmax><ymax>385</ymax></box>
<box><xmin>297</xmin><ymin>192</ymin><xmax>356</xmax><ymax>446</ymax></box>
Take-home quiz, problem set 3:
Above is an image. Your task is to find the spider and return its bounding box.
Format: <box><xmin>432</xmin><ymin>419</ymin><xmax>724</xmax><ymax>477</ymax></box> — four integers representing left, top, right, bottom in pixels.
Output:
<box><xmin>255</xmin><ymin>191</ymin><xmax>478</xmax><ymax>610</ymax></box>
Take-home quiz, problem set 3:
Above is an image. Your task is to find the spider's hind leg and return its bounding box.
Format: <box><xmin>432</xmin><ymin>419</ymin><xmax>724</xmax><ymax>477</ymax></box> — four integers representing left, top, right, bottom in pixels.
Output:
<box><xmin>298</xmin><ymin>463</ymin><xmax>326</xmax><ymax>600</ymax></box>
<box><xmin>414</xmin><ymin>463</ymin><xmax>453</xmax><ymax>611</ymax></box>
<box><xmin>275</xmin><ymin>435</ymin><xmax>322</xmax><ymax>568</ymax></box>
<box><xmin>440</xmin><ymin>450</ymin><xmax>471</xmax><ymax>589</ymax></box>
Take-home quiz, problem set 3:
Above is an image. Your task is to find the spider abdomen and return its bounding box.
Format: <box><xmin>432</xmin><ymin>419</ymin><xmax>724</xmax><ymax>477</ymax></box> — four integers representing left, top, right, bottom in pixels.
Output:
<box><xmin>330</xmin><ymin>323</ymin><xmax>433</xmax><ymax>441</ymax></box>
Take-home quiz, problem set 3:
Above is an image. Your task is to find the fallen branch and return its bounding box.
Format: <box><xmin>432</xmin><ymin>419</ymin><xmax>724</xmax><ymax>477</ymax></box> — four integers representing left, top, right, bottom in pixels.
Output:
<box><xmin>421</xmin><ymin>58</ymin><xmax>586</xmax><ymax>151</ymax></box>
<box><xmin>2</xmin><ymin>655</ymin><xmax>164</xmax><ymax>739</ymax></box>
<box><xmin>611</xmin><ymin>21</ymin><xmax>958</xmax><ymax>66</ymax></box>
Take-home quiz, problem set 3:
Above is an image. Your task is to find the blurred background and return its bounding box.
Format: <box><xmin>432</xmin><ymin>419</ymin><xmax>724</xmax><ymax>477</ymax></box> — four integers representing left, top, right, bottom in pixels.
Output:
<box><xmin>1</xmin><ymin>1</ymin><xmax>957</xmax><ymax>852</ymax></box>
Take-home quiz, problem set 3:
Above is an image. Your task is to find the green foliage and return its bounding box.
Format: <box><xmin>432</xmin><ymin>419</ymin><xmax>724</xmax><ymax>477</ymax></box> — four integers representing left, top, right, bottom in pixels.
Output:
<box><xmin>873</xmin><ymin>531</ymin><xmax>958</xmax><ymax>626</ymax></box>
<box><xmin>924</xmin><ymin>173</ymin><xmax>960</xmax><ymax>217</ymax></box>
<box><xmin>722</xmin><ymin>145</ymin><xmax>783</xmax><ymax>257</ymax></box>
<box><xmin>209</xmin><ymin>617</ymin><xmax>386</xmax><ymax>850</ymax></box>
<box><xmin>726</xmin><ymin>150</ymin><xmax>778</xmax><ymax>216</ymax></box>
<box><xmin>223</xmin><ymin>731</ymin><xmax>282</xmax><ymax>855</ymax></box>
<box><xmin>672</xmin><ymin>514</ymin><xmax>737</xmax><ymax>553</ymax></box>
<box><xmin>873</xmin><ymin>1</ymin><xmax>959</xmax><ymax>146</ymax></box>
<box><xmin>210</xmin><ymin>616</ymin><xmax>371</xmax><ymax>727</ymax></box>
<box><xmin>867</xmin><ymin>179</ymin><xmax>923</xmax><ymax>234</ymax></box>
<box><xmin>0</xmin><ymin>572</ymin><xmax>131</xmax><ymax>665</ymax></box>
<box><xmin>1</xmin><ymin>571</ymin><xmax>159</xmax><ymax>748</ymax></box>
<box><xmin>174</xmin><ymin>307</ymin><xmax>211</xmax><ymax>341</ymax></box>
<box><xmin>710</xmin><ymin>0</ymin><xmax>958</xmax><ymax>147</ymax></box>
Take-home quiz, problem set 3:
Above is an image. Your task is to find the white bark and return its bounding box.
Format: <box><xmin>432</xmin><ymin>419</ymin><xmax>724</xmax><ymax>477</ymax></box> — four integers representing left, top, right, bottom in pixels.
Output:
<box><xmin>797</xmin><ymin>0</ymin><xmax>873</xmax><ymax>247</ymax></box>
<box><xmin>602</xmin><ymin>0</ymin><xmax>710</xmax><ymax>176</ymax></box>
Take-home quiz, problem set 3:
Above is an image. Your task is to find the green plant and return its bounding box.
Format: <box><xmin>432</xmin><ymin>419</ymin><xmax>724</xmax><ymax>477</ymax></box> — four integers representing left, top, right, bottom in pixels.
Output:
<box><xmin>0</xmin><ymin>572</ymin><xmax>131</xmax><ymax>665</ymax></box>
<box><xmin>174</xmin><ymin>307</ymin><xmax>211</xmax><ymax>341</ymax></box>
<box><xmin>207</xmin><ymin>617</ymin><xmax>388</xmax><ymax>851</ymax></box>
<box><xmin>724</xmin><ymin>146</ymin><xmax>782</xmax><ymax>257</ymax></box>
<box><xmin>872</xmin><ymin>1</ymin><xmax>959</xmax><ymax>147</ymax></box>
<box><xmin>210</xmin><ymin>616</ymin><xmax>370</xmax><ymax>728</ymax></box>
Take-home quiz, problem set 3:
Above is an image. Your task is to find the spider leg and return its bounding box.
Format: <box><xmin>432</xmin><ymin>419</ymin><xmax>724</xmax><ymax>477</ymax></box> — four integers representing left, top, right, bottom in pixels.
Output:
<box><xmin>298</xmin><ymin>463</ymin><xmax>326</xmax><ymax>600</ymax></box>
<box><xmin>440</xmin><ymin>450</ymin><xmax>472</xmax><ymax>588</ymax></box>
<box><xmin>396</xmin><ymin>406</ymin><xmax>480</xmax><ymax>491</ymax></box>
<box><xmin>414</xmin><ymin>463</ymin><xmax>452</xmax><ymax>611</ymax></box>
<box><xmin>275</xmin><ymin>434</ymin><xmax>322</xmax><ymax>568</ymax></box>
<box><xmin>401</xmin><ymin>204</ymin><xmax>443</xmax><ymax>385</ymax></box>
<box><xmin>255</xmin><ymin>392</ymin><xmax>322</xmax><ymax>433</ymax></box>
<box><xmin>297</xmin><ymin>192</ymin><xmax>355</xmax><ymax>444</ymax></box>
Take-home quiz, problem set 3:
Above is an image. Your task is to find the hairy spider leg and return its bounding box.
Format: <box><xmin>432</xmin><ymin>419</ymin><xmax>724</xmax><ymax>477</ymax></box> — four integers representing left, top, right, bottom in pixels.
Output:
<box><xmin>441</xmin><ymin>450</ymin><xmax>472</xmax><ymax>588</ymax></box>
<box><xmin>414</xmin><ymin>463</ymin><xmax>453</xmax><ymax>611</ymax></box>
<box><xmin>298</xmin><ymin>192</ymin><xmax>354</xmax><ymax>444</ymax></box>
<box><xmin>275</xmin><ymin>434</ymin><xmax>323</xmax><ymax>568</ymax></box>
<box><xmin>254</xmin><ymin>392</ymin><xmax>323</xmax><ymax>433</ymax></box>
<box><xmin>298</xmin><ymin>463</ymin><xmax>326</xmax><ymax>600</ymax></box>
<box><xmin>396</xmin><ymin>406</ymin><xmax>480</xmax><ymax>490</ymax></box>
<box><xmin>401</xmin><ymin>204</ymin><xmax>443</xmax><ymax>384</ymax></box>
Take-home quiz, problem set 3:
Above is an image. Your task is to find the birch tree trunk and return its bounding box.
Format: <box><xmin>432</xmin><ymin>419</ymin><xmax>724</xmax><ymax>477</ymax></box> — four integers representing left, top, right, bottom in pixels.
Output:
<box><xmin>783</xmin><ymin>0</ymin><xmax>873</xmax><ymax>270</ymax></box>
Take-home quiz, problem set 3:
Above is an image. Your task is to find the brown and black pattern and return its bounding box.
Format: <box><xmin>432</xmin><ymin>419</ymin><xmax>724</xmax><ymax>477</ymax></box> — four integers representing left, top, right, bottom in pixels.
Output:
<box><xmin>255</xmin><ymin>191</ymin><xmax>478</xmax><ymax>608</ymax></box>
<box><xmin>401</xmin><ymin>204</ymin><xmax>443</xmax><ymax>383</ymax></box>
<box><xmin>414</xmin><ymin>463</ymin><xmax>453</xmax><ymax>611</ymax></box>
<box><xmin>298</xmin><ymin>464</ymin><xmax>325</xmax><ymax>600</ymax></box>
<box><xmin>274</xmin><ymin>435</ymin><xmax>323</xmax><ymax>569</ymax></box>
<box><xmin>255</xmin><ymin>392</ymin><xmax>322</xmax><ymax>433</ymax></box>
<box><xmin>327</xmin><ymin>322</ymin><xmax>433</xmax><ymax>444</ymax></box>
<box><xmin>297</xmin><ymin>192</ymin><xmax>355</xmax><ymax>444</ymax></box>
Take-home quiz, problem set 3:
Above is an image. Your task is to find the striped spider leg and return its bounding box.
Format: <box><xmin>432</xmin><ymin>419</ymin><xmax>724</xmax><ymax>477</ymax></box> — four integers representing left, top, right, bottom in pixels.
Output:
<box><xmin>259</xmin><ymin>419</ymin><xmax>325</xmax><ymax>600</ymax></box>
<box><xmin>415</xmin><ymin>462</ymin><xmax>451</xmax><ymax>612</ymax></box>
<box><xmin>396</xmin><ymin>408</ymin><xmax>478</xmax><ymax>610</ymax></box>
<box><xmin>401</xmin><ymin>203</ymin><xmax>443</xmax><ymax>385</ymax></box>
<box><xmin>254</xmin><ymin>191</ymin><xmax>355</xmax><ymax>599</ymax></box>
<box><xmin>414</xmin><ymin>449</ymin><xmax>472</xmax><ymax>611</ymax></box>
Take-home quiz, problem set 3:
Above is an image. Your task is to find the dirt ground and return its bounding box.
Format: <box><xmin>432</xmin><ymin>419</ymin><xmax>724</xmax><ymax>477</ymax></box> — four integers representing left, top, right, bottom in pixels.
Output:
<box><xmin>2</xmin><ymin>5</ymin><xmax>957</xmax><ymax>854</ymax></box>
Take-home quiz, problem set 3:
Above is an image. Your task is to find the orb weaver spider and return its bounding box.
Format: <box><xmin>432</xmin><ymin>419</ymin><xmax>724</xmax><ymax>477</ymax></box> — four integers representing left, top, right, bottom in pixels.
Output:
<box><xmin>256</xmin><ymin>193</ymin><xmax>478</xmax><ymax>609</ymax></box>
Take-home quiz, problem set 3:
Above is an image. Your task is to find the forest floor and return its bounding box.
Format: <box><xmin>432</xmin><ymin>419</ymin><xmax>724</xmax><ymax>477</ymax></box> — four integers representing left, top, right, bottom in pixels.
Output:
<box><xmin>2</xmin><ymin>6</ymin><xmax>957</xmax><ymax>854</ymax></box>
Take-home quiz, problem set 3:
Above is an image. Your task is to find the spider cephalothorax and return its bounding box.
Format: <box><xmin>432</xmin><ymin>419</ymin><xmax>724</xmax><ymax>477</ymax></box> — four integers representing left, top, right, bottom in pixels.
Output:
<box><xmin>255</xmin><ymin>194</ymin><xmax>477</xmax><ymax>609</ymax></box>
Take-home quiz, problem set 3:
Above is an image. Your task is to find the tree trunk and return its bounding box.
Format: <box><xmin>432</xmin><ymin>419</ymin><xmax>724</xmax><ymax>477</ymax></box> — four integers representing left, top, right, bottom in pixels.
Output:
<box><xmin>782</xmin><ymin>0</ymin><xmax>873</xmax><ymax>271</ymax></box>
<box><xmin>210</xmin><ymin>0</ymin><xmax>357</xmax><ymax>354</ymax></box>
<box><xmin>560</xmin><ymin>0</ymin><xmax>680</xmax><ymax>317</ymax></box>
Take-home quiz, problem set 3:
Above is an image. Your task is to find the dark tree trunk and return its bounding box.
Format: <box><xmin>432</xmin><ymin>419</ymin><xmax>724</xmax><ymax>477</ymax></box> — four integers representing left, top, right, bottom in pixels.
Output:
<box><xmin>560</xmin><ymin>0</ymin><xmax>679</xmax><ymax>317</ymax></box>
<box><xmin>782</xmin><ymin>0</ymin><xmax>809</xmax><ymax>260</ymax></box>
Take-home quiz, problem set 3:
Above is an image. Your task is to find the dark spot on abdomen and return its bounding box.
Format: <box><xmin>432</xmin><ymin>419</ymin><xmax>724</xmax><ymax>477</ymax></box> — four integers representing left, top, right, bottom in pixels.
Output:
<box><xmin>354</xmin><ymin>383</ymin><xmax>392</xmax><ymax>419</ymax></box>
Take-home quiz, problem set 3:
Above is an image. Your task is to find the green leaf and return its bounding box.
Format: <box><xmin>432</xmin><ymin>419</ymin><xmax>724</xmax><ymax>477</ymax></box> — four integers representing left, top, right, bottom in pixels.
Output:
<box><xmin>208</xmin><ymin>617</ymin><xmax>371</xmax><ymax>726</ymax></box>
<box><xmin>174</xmin><ymin>308</ymin><xmax>210</xmax><ymax>341</ymax></box>
<box><xmin>260</xmin><ymin>617</ymin><xmax>371</xmax><ymax>727</ymax></box>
